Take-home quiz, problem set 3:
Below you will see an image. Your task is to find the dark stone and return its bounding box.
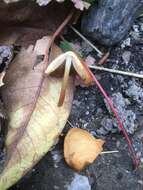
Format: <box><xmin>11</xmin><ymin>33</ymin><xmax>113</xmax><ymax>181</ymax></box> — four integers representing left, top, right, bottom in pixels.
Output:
<box><xmin>81</xmin><ymin>0</ymin><xmax>141</xmax><ymax>46</ymax></box>
<box><xmin>0</xmin><ymin>46</ymin><xmax>13</xmax><ymax>72</ymax></box>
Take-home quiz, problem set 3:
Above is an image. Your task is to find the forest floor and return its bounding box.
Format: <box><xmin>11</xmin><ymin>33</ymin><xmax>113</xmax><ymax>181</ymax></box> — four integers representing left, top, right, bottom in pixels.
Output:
<box><xmin>7</xmin><ymin>13</ymin><xmax>143</xmax><ymax>190</ymax></box>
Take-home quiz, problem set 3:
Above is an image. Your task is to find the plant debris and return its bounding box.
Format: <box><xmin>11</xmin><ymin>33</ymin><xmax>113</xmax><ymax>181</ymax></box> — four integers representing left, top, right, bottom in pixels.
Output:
<box><xmin>0</xmin><ymin>38</ymin><xmax>74</xmax><ymax>190</ymax></box>
<box><xmin>0</xmin><ymin>1</ymin><xmax>142</xmax><ymax>190</ymax></box>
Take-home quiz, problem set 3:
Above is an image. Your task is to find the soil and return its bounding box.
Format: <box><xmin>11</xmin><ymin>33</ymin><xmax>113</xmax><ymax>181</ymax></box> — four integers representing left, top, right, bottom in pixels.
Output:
<box><xmin>0</xmin><ymin>5</ymin><xmax>143</xmax><ymax>190</ymax></box>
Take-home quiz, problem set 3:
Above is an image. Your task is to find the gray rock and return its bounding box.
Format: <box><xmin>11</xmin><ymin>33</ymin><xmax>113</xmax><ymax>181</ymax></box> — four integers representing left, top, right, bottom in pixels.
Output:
<box><xmin>36</xmin><ymin>0</ymin><xmax>52</xmax><ymax>6</ymax></box>
<box><xmin>0</xmin><ymin>46</ymin><xmax>13</xmax><ymax>70</ymax></box>
<box><xmin>110</xmin><ymin>93</ymin><xmax>137</xmax><ymax>134</ymax></box>
<box><xmin>81</xmin><ymin>0</ymin><xmax>141</xmax><ymax>46</ymax></box>
<box><xmin>124</xmin><ymin>80</ymin><xmax>143</xmax><ymax>108</ymax></box>
<box><xmin>67</xmin><ymin>174</ymin><xmax>91</xmax><ymax>190</ymax></box>
<box><xmin>51</xmin><ymin>150</ymin><xmax>63</xmax><ymax>168</ymax></box>
<box><xmin>98</xmin><ymin>93</ymin><xmax>137</xmax><ymax>135</ymax></box>
<box><xmin>122</xmin><ymin>51</ymin><xmax>131</xmax><ymax>64</ymax></box>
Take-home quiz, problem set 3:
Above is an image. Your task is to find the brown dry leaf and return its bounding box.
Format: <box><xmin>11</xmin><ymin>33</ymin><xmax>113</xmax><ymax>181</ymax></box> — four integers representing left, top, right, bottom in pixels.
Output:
<box><xmin>64</xmin><ymin>128</ymin><xmax>104</xmax><ymax>171</ymax></box>
<box><xmin>0</xmin><ymin>36</ymin><xmax>74</xmax><ymax>190</ymax></box>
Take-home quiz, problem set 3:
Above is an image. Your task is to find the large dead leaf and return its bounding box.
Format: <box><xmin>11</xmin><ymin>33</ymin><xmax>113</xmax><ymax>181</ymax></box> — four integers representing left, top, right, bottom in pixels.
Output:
<box><xmin>0</xmin><ymin>36</ymin><xmax>74</xmax><ymax>190</ymax></box>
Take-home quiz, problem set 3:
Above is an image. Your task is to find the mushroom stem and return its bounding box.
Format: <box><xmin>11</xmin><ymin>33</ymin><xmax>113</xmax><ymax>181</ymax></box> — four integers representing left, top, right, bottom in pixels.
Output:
<box><xmin>58</xmin><ymin>55</ymin><xmax>72</xmax><ymax>106</ymax></box>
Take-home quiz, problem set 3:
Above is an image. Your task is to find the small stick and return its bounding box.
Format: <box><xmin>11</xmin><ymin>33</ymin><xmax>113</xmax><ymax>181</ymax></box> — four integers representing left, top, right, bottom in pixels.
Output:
<box><xmin>60</xmin><ymin>35</ymin><xmax>66</xmax><ymax>41</ymax></box>
<box><xmin>72</xmin><ymin>11</ymin><xmax>81</xmax><ymax>24</ymax></box>
<box><xmin>137</xmin><ymin>13</ymin><xmax>143</xmax><ymax>18</ymax></box>
<box><xmin>44</xmin><ymin>10</ymin><xmax>75</xmax><ymax>65</ymax></box>
<box><xmin>51</xmin><ymin>10</ymin><xmax>75</xmax><ymax>43</ymax></box>
<box><xmin>98</xmin><ymin>52</ymin><xmax>110</xmax><ymax>65</ymax></box>
<box><xmin>67</xmin><ymin>120</ymin><xmax>75</xmax><ymax>128</ymax></box>
<box><xmin>101</xmin><ymin>150</ymin><xmax>119</xmax><ymax>154</ymax></box>
<box><xmin>89</xmin><ymin>65</ymin><xmax>143</xmax><ymax>79</ymax></box>
<box><xmin>70</xmin><ymin>25</ymin><xmax>103</xmax><ymax>57</ymax></box>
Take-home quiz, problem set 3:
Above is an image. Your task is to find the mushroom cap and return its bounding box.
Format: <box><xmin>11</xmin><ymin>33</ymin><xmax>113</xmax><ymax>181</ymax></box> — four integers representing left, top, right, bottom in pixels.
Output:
<box><xmin>64</xmin><ymin>128</ymin><xmax>105</xmax><ymax>171</ymax></box>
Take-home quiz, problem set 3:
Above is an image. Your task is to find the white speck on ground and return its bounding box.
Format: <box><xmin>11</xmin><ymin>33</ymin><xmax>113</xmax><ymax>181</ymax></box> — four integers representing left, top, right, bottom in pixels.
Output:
<box><xmin>121</xmin><ymin>37</ymin><xmax>131</xmax><ymax>48</ymax></box>
<box><xmin>36</xmin><ymin>0</ymin><xmax>52</xmax><ymax>6</ymax></box>
<box><xmin>51</xmin><ymin>150</ymin><xmax>63</xmax><ymax>168</ymax></box>
<box><xmin>133</xmin><ymin>25</ymin><xmax>139</xmax><ymax>33</ymax></box>
<box><xmin>122</xmin><ymin>51</ymin><xmax>131</xmax><ymax>64</ymax></box>
<box><xmin>100</xmin><ymin>92</ymin><xmax>137</xmax><ymax>135</ymax></box>
<box><xmin>67</xmin><ymin>174</ymin><xmax>91</xmax><ymax>190</ymax></box>
<box><xmin>125</xmin><ymin>80</ymin><xmax>143</xmax><ymax>107</ymax></box>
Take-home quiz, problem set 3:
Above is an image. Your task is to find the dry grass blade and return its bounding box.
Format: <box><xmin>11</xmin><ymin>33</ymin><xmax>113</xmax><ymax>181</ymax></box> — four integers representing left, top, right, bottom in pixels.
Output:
<box><xmin>70</xmin><ymin>25</ymin><xmax>103</xmax><ymax>57</ymax></box>
<box><xmin>97</xmin><ymin>52</ymin><xmax>110</xmax><ymax>65</ymax></box>
<box><xmin>89</xmin><ymin>65</ymin><xmax>143</xmax><ymax>79</ymax></box>
<box><xmin>101</xmin><ymin>150</ymin><xmax>119</xmax><ymax>154</ymax></box>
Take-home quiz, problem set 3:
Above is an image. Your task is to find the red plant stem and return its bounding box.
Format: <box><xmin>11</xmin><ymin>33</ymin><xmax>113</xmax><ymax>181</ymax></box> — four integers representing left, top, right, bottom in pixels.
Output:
<box><xmin>44</xmin><ymin>9</ymin><xmax>75</xmax><ymax>66</ymax></box>
<box><xmin>88</xmin><ymin>69</ymin><xmax>139</xmax><ymax>168</ymax></box>
<box><xmin>98</xmin><ymin>52</ymin><xmax>110</xmax><ymax>65</ymax></box>
<box><xmin>60</xmin><ymin>35</ymin><xmax>66</xmax><ymax>41</ymax></box>
<box><xmin>51</xmin><ymin>9</ymin><xmax>75</xmax><ymax>43</ymax></box>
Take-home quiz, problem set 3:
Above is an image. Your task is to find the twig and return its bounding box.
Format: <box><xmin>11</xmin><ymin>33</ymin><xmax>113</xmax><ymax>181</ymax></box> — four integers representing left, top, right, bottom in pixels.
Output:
<box><xmin>89</xmin><ymin>65</ymin><xmax>143</xmax><ymax>79</ymax></box>
<box><xmin>44</xmin><ymin>9</ymin><xmax>75</xmax><ymax>65</ymax></box>
<box><xmin>60</xmin><ymin>35</ymin><xmax>66</xmax><ymax>41</ymax></box>
<box><xmin>137</xmin><ymin>13</ymin><xmax>143</xmax><ymax>18</ymax></box>
<box><xmin>101</xmin><ymin>150</ymin><xmax>119</xmax><ymax>154</ymax></box>
<box><xmin>67</xmin><ymin>120</ymin><xmax>75</xmax><ymax>128</ymax></box>
<box><xmin>69</xmin><ymin>25</ymin><xmax>103</xmax><ymax>57</ymax></box>
<box><xmin>98</xmin><ymin>52</ymin><xmax>110</xmax><ymax>65</ymax></box>
<box><xmin>72</xmin><ymin>11</ymin><xmax>81</xmax><ymax>25</ymax></box>
<box><xmin>51</xmin><ymin>10</ymin><xmax>75</xmax><ymax>43</ymax></box>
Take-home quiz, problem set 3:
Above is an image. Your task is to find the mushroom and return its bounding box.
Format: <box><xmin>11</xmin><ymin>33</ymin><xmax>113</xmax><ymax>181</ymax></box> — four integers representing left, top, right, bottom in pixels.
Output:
<box><xmin>45</xmin><ymin>51</ymin><xmax>93</xmax><ymax>106</ymax></box>
<box><xmin>64</xmin><ymin>128</ymin><xmax>104</xmax><ymax>171</ymax></box>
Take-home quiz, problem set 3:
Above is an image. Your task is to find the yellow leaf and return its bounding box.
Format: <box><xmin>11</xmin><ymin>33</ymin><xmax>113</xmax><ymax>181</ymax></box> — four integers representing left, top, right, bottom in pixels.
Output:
<box><xmin>0</xmin><ymin>37</ymin><xmax>74</xmax><ymax>190</ymax></box>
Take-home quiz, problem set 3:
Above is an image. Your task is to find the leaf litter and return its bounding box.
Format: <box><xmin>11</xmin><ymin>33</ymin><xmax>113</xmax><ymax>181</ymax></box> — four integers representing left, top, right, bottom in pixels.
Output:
<box><xmin>0</xmin><ymin>26</ymin><xmax>139</xmax><ymax>190</ymax></box>
<box><xmin>0</xmin><ymin>2</ymin><xmax>142</xmax><ymax>190</ymax></box>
